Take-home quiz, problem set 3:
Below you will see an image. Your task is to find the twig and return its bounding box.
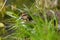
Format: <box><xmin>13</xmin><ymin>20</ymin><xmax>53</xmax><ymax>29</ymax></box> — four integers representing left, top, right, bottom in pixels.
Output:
<box><xmin>0</xmin><ymin>0</ymin><xmax>7</xmax><ymax>12</ymax></box>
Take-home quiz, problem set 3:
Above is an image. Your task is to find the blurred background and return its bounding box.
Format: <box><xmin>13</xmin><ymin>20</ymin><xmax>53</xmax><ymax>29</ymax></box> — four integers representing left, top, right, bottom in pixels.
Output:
<box><xmin>0</xmin><ymin>0</ymin><xmax>60</xmax><ymax>40</ymax></box>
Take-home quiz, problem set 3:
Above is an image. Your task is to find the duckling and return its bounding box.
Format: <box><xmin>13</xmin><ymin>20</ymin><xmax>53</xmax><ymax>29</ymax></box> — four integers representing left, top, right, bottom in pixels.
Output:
<box><xmin>21</xmin><ymin>12</ymin><xmax>32</xmax><ymax>22</ymax></box>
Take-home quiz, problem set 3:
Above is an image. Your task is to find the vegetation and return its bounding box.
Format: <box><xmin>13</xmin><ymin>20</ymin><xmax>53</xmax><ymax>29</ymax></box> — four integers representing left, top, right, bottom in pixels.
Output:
<box><xmin>0</xmin><ymin>0</ymin><xmax>60</xmax><ymax>40</ymax></box>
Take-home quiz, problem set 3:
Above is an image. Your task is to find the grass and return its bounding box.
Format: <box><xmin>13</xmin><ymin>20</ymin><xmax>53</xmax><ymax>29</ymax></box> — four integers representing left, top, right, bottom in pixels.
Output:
<box><xmin>4</xmin><ymin>4</ymin><xmax>58</xmax><ymax>40</ymax></box>
<box><xmin>0</xmin><ymin>0</ymin><xmax>60</xmax><ymax>40</ymax></box>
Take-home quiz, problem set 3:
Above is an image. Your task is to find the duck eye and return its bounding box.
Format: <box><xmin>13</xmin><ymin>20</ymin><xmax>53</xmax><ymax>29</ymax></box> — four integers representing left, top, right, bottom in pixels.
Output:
<box><xmin>23</xmin><ymin>15</ymin><xmax>26</xmax><ymax>16</ymax></box>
